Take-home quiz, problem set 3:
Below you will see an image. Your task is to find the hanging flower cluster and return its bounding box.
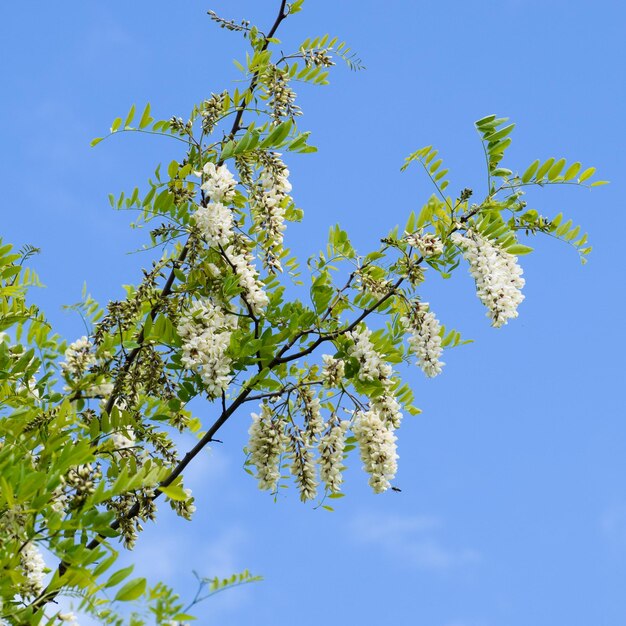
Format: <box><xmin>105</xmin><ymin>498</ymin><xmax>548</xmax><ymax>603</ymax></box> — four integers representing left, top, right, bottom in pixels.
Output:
<box><xmin>401</xmin><ymin>302</ymin><xmax>445</xmax><ymax>378</ymax></box>
<box><xmin>352</xmin><ymin>408</ymin><xmax>399</xmax><ymax>494</ymax></box>
<box><xmin>347</xmin><ymin>326</ymin><xmax>392</xmax><ymax>383</ymax></box>
<box><xmin>403</xmin><ymin>231</ymin><xmax>444</xmax><ymax>258</ymax></box>
<box><xmin>452</xmin><ymin>230</ymin><xmax>525</xmax><ymax>327</ymax></box>
<box><xmin>177</xmin><ymin>299</ymin><xmax>237</xmax><ymax>398</ymax></box>
<box><xmin>60</xmin><ymin>336</ymin><xmax>95</xmax><ymax>378</ymax></box>
<box><xmin>192</xmin><ymin>201</ymin><xmax>233</xmax><ymax>247</ymax></box>
<box><xmin>194</xmin><ymin>161</ymin><xmax>237</xmax><ymax>203</ymax></box>
<box><xmin>318</xmin><ymin>420</ymin><xmax>349</xmax><ymax>493</ymax></box>
<box><xmin>222</xmin><ymin>244</ymin><xmax>270</xmax><ymax>315</ymax></box>
<box><xmin>247</xmin><ymin>403</ymin><xmax>289</xmax><ymax>492</ymax></box>
<box><xmin>253</xmin><ymin>153</ymin><xmax>293</xmax><ymax>272</ymax></box>
<box><xmin>20</xmin><ymin>542</ymin><xmax>46</xmax><ymax>598</ymax></box>
<box><xmin>321</xmin><ymin>355</ymin><xmax>345</xmax><ymax>387</ymax></box>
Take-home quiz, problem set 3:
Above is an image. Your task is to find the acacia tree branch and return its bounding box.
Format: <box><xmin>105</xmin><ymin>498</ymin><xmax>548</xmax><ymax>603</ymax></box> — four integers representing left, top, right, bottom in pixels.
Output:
<box><xmin>31</xmin><ymin>0</ymin><xmax>290</xmax><ymax>613</ymax></box>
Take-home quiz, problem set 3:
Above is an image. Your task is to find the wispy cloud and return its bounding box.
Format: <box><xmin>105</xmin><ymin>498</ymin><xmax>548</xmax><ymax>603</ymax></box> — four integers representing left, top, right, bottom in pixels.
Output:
<box><xmin>349</xmin><ymin>511</ymin><xmax>480</xmax><ymax>571</ymax></box>
<box><xmin>601</xmin><ymin>502</ymin><xmax>626</xmax><ymax>549</ymax></box>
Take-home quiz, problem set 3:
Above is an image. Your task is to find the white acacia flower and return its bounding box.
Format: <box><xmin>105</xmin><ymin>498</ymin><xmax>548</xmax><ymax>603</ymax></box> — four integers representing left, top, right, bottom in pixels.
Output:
<box><xmin>61</xmin><ymin>336</ymin><xmax>95</xmax><ymax>378</ymax></box>
<box><xmin>371</xmin><ymin>392</ymin><xmax>403</xmax><ymax>429</ymax></box>
<box><xmin>401</xmin><ymin>303</ymin><xmax>445</xmax><ymax>378</ymax></box>
<box><xmin>247</xmin><ymin>404</ymin><xmax>288</xmax><ymax>492</ymax></box>
<box><xmin>347</xmin><ymin>326</ymin><xmax>392</xmax><ymax>383</ymax></box>
<box><xmin>223</xmin><ymin>245</ymin><xmax>269</xmax><ymax>314</ymax></box>
<box><xmin>195</xmin><ymin>162</ymin><xmax>237</xmax><ymax>203</ymax></box>
<box><xmin>20</xmin><ymin>542</ymin><xmax>46</xmax><ymax>597</ymax></box>
<box><xmin>403</xmin><ymin>231</ymin><xmax>444</xmax><ymax>257</ymax></box>
<box><xmin>193</xmin><ymin>202</ymin><xmax>234</xmax><ymax>247</ymax></box>
<box><xmin>290</xmin><ymin>443</ymin><xmax>318</xmax><ymax>502</ymax></box>
<box><xmin>321</xmin><ymin>354</ymin><xmax>345</xmax><ymax>387</ymax></box>
<box><xmin>452</xmin><ymin>230</ymin><xmax>525</xmax><ymax>327</ymax></box>
<box><xmin>352</xmin><ymin>408</ymin><xmax>398</xmax><ymax>494</ymax></box>
<box><xmin>318</xmin><ymin>420</ymin><xmax>349</xmax><ymax>493</ymax></box>
<box><xmin>177</xmin><ymin>299</ymin><xmax>237</xmax><ymax>398</ymax></box>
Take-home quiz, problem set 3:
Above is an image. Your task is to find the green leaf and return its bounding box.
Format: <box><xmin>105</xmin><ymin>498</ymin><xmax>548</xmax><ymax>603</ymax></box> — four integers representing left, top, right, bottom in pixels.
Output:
<box><xmin>90</xmin><ymin>137</ymin><xmax>104</xmax><ymax>147</ymax></box>
<box><xmin>124</xmin><ymin>104</ymin><xmax>136</xmax><ymax>128</ymax></box>
<box><xmin>159</xmin><ymin>483</ymin><xmax>188</xmax><ymax>501</ymax></box>
<box><xmin>547</xmin><ymin>158</ymin><xmax>566</xmax><ymax>181</ymax></box>
<box><xmin>139</xmin><ymin>103</ymin><xmax>152</xmax><ymax>129</ymax></box>
<box><xmin>110</xmin><ymin>117</ymin><xmax>122</xmax><ymax>133</ymax></box>
<box><xmin>521</xmin><ymin>160</ymin><xmax>539</xmax><ymax>183</ymax></box>
<box><xmin>578</xmin><ymin>166</ymin><xmax>596</xmax><ymax>183</ymax></box>
<box><xmin>105</xmin><ymin>565</ymin><xmax>134</xmax><ymax>588</ymax></box>
<box><xmin>114</xmin><ymin>577</ymin><xmax>147</xmax><ymax>602</ymax></box>
<box><xmin>506</xmin><ymin>244</ymin><xmax>534</xmax><ymax>255</ymax></box>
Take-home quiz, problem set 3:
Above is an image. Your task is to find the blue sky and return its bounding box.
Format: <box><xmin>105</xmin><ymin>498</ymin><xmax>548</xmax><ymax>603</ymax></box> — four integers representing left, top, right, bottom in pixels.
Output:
<box><xmin>2</xmin><ymin>1</ymin><xmax>626</xmax><ymax>624</ymax></box>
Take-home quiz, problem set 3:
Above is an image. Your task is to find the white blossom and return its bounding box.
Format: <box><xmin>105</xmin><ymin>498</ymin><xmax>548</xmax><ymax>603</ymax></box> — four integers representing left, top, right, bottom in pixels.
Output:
<box><xmin>401</xmin><ymin>303</ymin><xmax>445</xmax><ymax>378</ymax></box>
<box><xmin>347</xmin><ymin>326</ymin><xmax>392</xmax><ymax>383</ymax></box>
<box><xmin>61</xmin><ymin>336</ymin><xmax>95</xmax><ymax>378</ymax></box>
<box><xmin>321</xmin><ymin>354</ymin><xmax>345</xmax><ymax>387</ymax></box>
<box><xmin>194</xmin><ymin>162</ymin><xmax>237</xmax><ymax>204</ymax></box>
<box><xmin>318</xmin><ymin>420</ymin><xmax>348</xmax><ymax>493</ymax></box>
<box><xmin>290</xmin><ymin>443</ymin><xmax>318</xmax><ymax>502</ymax></box>
<box><xmin>110</xmin><ymin>428</ymin><xmax>135</xmax><ymax>452</ymax></box>
<box><xmin>352</xmin><ymin>408</ymin><xmax>398</xmax><ymax>494</ymax></box>
<box><xmin>223</xmin><ymin>245</ymin><xmax>269</xmax><ymax>314</ymax></box>
<box><xmin>177</xmin><ymin>299</ymin><xmax>237</xmax><ymax>398</ymax></box>
<box><xmin>403</xmin><ymin>231</ymin><xmax>444</xmax><ymax>257</ymax></box>
<box><xmin>452</xmin><ymin>230</ymin><xmax>525</xmax><ymax>327</ymax></box>
<box><xmin>299</xmin><ymin>386</ymin><xmax>324</xmax><ymax>439</ymax></box>
<box><xmin>371</xmin><ymin>392</ymin><xmax>403</xmax><ymax>429</ymax></box>
<box><xmin>58</xmin><ymin>613</ymin><xmax>79</xmax><ymax>625</ymax></box>
<box><xmin>20</xmin><ymin>542</ymin><xmax>46</xmax><ymax>597</ymax></box>
<box><xmin>192</xmin><ymin>202</ymin><xmax>234</xmax><ymax>247</ymax></box>
<box><xmin>247</xmin><ymin>404</ymin><xmax>288</xmax><ymax>492</ymax></box>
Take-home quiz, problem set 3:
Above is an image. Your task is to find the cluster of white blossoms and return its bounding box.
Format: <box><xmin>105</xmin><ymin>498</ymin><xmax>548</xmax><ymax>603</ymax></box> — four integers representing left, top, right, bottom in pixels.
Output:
<box><xmin>177</xmin><ymin>299</ymin><xmax>237</xmax><ymax>398</ymax></box>
<box><xmin>403</xmin><ymin>231</ymin><xmax>444</xmax><ymax>258</ymax></box>
<box><xmin>247</xmin><ymin>403</ymin><xmax>289</xmax><ymax>492</ymax></box>
<box><xmin>352</xmin><ymin>408</ymin><xmax>399</xmax><ymax>494</ymax></box>
<box><xmin>195</xmin><ymin>161</ymin><xmax>237</xmax><ymax>204</ymax></box>
<box><xmin>451</xmin><ymin>230</ymin><xmax>525</xmax><ymax>327</ymax></box>
<box><xmin>254</xmin><ymin>156</ymin><xmax>292</xmax><ymax>272</ymax></box>
<box><xmin>110</xmin><ymin>427</ymin><xmax>135</xmax><ymax>454</ymax></box>
<box><xmin>192</xmin><ymin>201</ymin><xmax>233</xmax><ymax>247</ymax></box>
<box><xmin>290</xmin><ymin>443</ymin><xmax>318</xmax><ymax>502</ymax></box>
<box><xmin>318</xmin><ymin>420</ymin><xmax>349</xmax><ymax>493</ymax></box>
<box><xmin>223</xmin><ymin>244</ymin><xmax>269</xmax><ymax>315</ymax></box>
<box><xmin>321</xmin><ymin>354</ymin><xmax>345</xmax><ymax>387</ymax></box>
<box><xmin>401</xmin><ymin>303</ymin><xmax>445</xmax><ymax>378</ymax></box>
<box><xmin>20</xmin><ymin>542</ymin><xmax>46</xmax><ymax>597</ymax></box>
<box><xmin>347</xmin><ymin>326</ymin><xmax>392</xmax><ymax>383</ymax></box>
<box><xmin>299</xmin><ymin>386</ymin><xmax>324</xmax><ymax>440</ymax></box>
<box><xmin>346</xmin><ymin>325</ymin><xmax>403</xmax><ymax>491</ymax></box>
<box><xmin>60</xmin><ymin>336</ymin><xmax>95</xmax><ymax>378</ymax></box>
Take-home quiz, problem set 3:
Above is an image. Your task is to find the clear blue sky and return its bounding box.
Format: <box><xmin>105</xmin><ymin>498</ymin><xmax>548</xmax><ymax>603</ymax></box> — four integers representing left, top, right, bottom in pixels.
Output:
<box><xmin>2</xmin><ymin>1</ymin><xmax>626</xmax><ymax>625</ymax></box>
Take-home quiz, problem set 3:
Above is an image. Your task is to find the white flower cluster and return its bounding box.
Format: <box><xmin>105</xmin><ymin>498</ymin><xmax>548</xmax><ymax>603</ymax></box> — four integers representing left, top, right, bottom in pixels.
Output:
<box><xmin>20</xmin><ymin>542</ymin><xmax>46</xmax><ymax>597</ymax></box>
<box><xmin>352</xmin><ymin>408</ymin><xmax>399</xmax><ymax>494</ymax></box>
<box><xmin>452</xmin><ymin>231</ymin><xmax>525</xmax><ymax>327</ymax></box>
<box><xmin>247</xmin><ymin>403</ymin><xmax>288</xmax><ymax>492</ymax></box>
<box><xmin>61</xmin><ymin>336</ymin><xmax>95</xmax><ymax>378</ymax></box>
<box><xmin>321</xmin><ymin>354</ymin><xmax>345</xmax><ymax>387</ymax></box>
<box><xmin>299</xmin><ymin>386</ymin><xmax>324</xmax><ymax>440</ymax></box>
<box><xmin>255</xmin><ymin>158</ymin><xmax>292</xmax><ymax>271</ymax></box>
<box><xmin>347</xmin><ymin>326</ymin><xmax>392</xmax><ymax>383</ymax></box>
<box><xmin>192</xmin><ymin>202</ymin><xmax>233</xmax><ymax>247</ymax></box>
<box><xmin>371</xmin><ymin>392</ymin><xmax>403</xmax><ymax>429</ymax></box>
<box><xmin>403</xmin><ymin>231</ymin><xmax>444</xmax><ymax>257</ymax></box>
<box><xmin>195</xmin><ymin>161</ymin><xmax>237</xmax><ymax>204</ymax></box>
<box><xmin>318</xmin><ymin>420</ymin><xmax>349</xmax><ymax>493</ymax></box>
<box><xmin>177</xmin><ymin>299</ymin><xmax>237</xmax><ymax>397</ymax></box>
<box><xmin>111</xmin><ymin>428</ymin><xmax>135</xmax><ymax>454</ymax></box>
<box><xmin>290</xmin><ymin>444</ymin><xmax>318</xmax><ymax>502</ymax></box>
<box><xmin>223</xmin><ymin>244</ymin><xmax>269</xmax><ymax>315</ymax></box>
<box><xmin>401</xmin><ymin>303</ymin><xmax>445</xmax><ymax>378</ymax></box>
